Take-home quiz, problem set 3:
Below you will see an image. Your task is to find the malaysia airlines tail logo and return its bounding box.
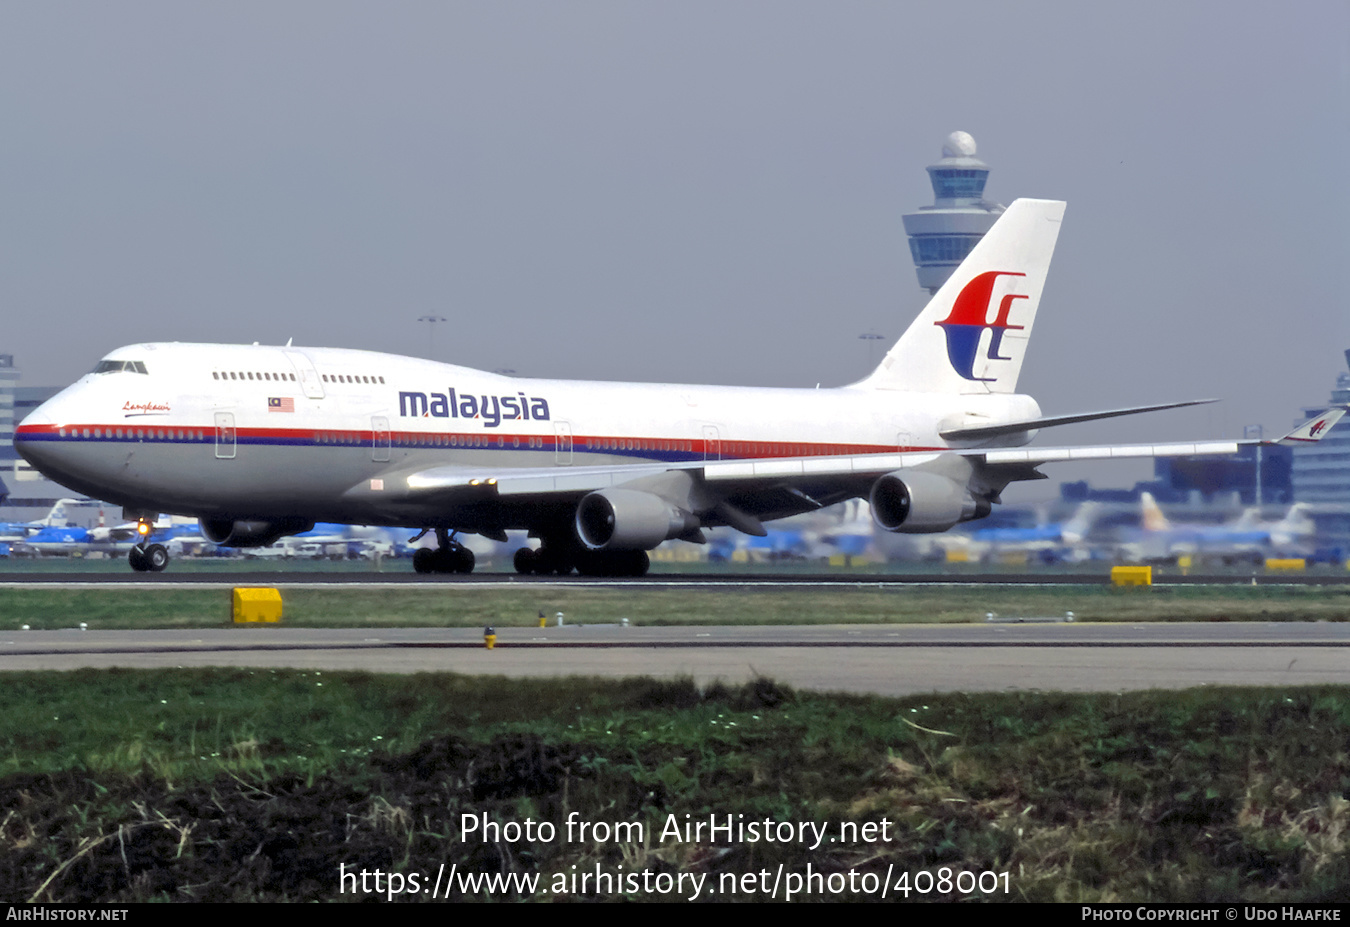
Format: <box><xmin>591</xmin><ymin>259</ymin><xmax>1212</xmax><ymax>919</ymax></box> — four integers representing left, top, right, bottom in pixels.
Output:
<box><xmin>1310</xmin><ymin>418</ymin><xmax>1329</xmax><ymax>438</ymax></box>
<box><xmin>935</xmin><ymin>271</ymin><xmax>1028</xmax><ymax>381</ymax></box>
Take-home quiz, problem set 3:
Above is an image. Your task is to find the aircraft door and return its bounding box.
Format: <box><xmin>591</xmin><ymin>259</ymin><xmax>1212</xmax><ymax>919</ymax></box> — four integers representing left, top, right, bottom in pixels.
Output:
<box><xmin>554</xmin><ymin>422</ymin><xmax>573</xmax><ymax>466</ymax></box>
<box><xmin>284</xmin><ymin>351</ymin><xmax>326</xmax><ymax>400</ymax></box>
<box><xmin>371</xmin><ymin>416</ymin><xmax>390</xmax><ymax>462</ymax></box>
<box><xmin>215</xmin><ymin>412</ymin><xmax>237</xmax><ymax>460</ymax></box>
<box><xmin>703</xmin><ymin>425</ymin><xmax>721</xmax><ymax>461</ymax></box>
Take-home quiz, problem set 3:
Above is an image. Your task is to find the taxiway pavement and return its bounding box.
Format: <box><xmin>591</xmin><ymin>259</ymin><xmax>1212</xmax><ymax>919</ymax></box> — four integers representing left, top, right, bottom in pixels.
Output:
<box><xmin>3</xmin><ymin>622</ymin><xmax>1345</xmax><ymax>696</ymax></box>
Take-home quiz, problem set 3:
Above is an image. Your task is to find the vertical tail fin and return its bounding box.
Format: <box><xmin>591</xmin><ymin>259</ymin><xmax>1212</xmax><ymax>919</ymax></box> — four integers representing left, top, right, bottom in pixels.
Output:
<box><xmin>1273</xmin><ymin>504</ymin><xmax>1314</xmax><ymax>538</ymax></box>
<box><xmin>859</xmin><ymin>198</ymin><xmax>1065</xmax><ymax>394</ymax></box>
<box><xmin>44</xmin><ymin>498</ymin><xmax>79</xmax><ymax>527</ymax></box>
<box><xmin>1061</xmin><ymin>502</ymin><xmax>1101</xmax><ymax>544</ymax></box>
<box><xmin>1140</xmin><ymin>492</ymin><xmax>1171</xmax><ymax>533</ymax></box>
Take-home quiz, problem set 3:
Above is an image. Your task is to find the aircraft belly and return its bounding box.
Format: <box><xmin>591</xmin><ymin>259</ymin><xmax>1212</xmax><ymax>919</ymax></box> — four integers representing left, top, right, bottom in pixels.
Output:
<box><xmin>10</xmin><ymin>442</ymin><xmax>139</xmax><ymax>510</ymax></box>
<box><xmin>23</xmin><ymin>441</ymin><xmax>374</xmax><ymax>520</ymax></box>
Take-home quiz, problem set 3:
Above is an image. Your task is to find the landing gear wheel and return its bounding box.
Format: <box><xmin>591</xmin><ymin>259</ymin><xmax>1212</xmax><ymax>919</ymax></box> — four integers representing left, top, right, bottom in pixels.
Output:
<box><xmin>576</xmin><ymin>549</ymin><xmax>650</xmax><ymax>577</ymax></box>
<box><xmin>624</xmin><ymin>550</ymin><xmax>650</xmax><ymax>577</ymax></box>
<box><xmin>513</xmin><ymin>547</ymin><xmax>537</xmax><ymax>575</ymax></box>
<box><xmin>128</xmin><ymin>547</ymin><xmax>149</xmax><ymax>572</ymax></box>
<box><xmin>144</xmin><ymin>544</ymin><xmax>170</xmax><ymax>572</ymax></box>
<box><xmin>443</xmin><ymin>546</ymin><xmax>474</xmax><ymax>574</ymax></box>
<box><xmin>413</xmin><ymin>534</ymin><xmax>476</xmax><ymax>575</ymax></box>
<box><xmin>535</xmin><ymin>548</ymin><xmax>574</xmax><ymax>575</ymax></box>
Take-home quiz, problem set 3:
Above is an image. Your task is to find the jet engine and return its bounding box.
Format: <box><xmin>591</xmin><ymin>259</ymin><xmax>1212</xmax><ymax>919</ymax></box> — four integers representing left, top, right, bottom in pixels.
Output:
<box><xmin>201</xmin><ymin>518</ymin><xmax>315</xmax><ymax>548</ymax></box>
<box><xmin>575</xmin><ymin>489</ymin><xmax>700</xmax><ymax>551</ymax></box>
<box><xmin>869</xmin><ymin>469</ymin><xmax>989</xmax><ymax>534</ymax></box>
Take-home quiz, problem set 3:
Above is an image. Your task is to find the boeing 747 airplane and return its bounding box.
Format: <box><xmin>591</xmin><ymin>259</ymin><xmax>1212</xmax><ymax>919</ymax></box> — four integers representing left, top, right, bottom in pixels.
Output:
<box><xmin>14</xmin><ymin>199</ymin><xmax>1341</xmax><ymax>574</ymax></box>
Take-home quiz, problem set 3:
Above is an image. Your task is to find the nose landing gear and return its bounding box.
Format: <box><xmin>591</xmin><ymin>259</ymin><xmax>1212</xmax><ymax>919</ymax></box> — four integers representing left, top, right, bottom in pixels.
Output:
<box><xmin>128</xmin><ymin>517</ymin><xmax>170</xmax><ymax>572</ymax></box>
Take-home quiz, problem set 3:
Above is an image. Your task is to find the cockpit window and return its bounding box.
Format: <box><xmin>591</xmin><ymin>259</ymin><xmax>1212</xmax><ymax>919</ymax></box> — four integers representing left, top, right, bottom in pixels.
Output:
<box><xmin>93</xmin><ymin>360</ymin><xmax>148</xmax><ymax>375</ymax></box>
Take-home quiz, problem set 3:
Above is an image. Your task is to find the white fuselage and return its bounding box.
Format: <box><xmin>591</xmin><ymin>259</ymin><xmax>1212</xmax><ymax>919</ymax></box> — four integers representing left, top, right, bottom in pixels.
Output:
<box><xmin>15</xmin><ymin>342</ymin><xmax>1040</xmax><ymax>529</ymax></box>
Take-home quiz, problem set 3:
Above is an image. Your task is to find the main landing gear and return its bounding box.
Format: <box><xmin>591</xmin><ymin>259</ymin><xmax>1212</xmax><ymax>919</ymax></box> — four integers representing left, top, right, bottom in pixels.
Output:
<box><xmin>411</xmin><ymin>528</ymin><xmax>476</xmax><ymax>574</ymax></box>
<box><xmin>513</xmin><ymin>540</ymin><xmax>649</xmax><ymax>577</ymax></box>
<box><xmin>128</xmin><ymin>518</ymin><xmax>169</xmax><ymax>573</ymax></box>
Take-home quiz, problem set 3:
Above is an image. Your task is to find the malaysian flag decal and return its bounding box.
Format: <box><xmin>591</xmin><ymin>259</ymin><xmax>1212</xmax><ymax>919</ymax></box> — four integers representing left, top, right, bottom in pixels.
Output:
<box><xmin>268</xmin><ymin>397</ymin><xmax>295</xmax><ymax>413</ymax></box>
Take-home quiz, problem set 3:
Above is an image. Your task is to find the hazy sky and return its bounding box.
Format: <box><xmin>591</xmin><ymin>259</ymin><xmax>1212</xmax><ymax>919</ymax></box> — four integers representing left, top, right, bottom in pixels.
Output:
<box><xmin>4</xmin><ymin>2</ymin><xmax>1347</xmax><ymax>496</ymax></box>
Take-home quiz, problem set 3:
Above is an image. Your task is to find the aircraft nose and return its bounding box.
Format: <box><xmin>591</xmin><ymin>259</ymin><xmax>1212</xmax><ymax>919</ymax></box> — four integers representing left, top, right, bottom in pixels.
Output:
<box><xmin>14</xmin><ymin>405</ymin><xmax>58</xmax><ymax>469</ymax></box>
<box><xmin>13</xmin><ymin>395</ymin><xmax>85</xmax><ymax>481</ymax></box>
<box><xmin>17</xmin><ymin>403</ymin><xmax>52</xmax><ymax>427</ymax></box>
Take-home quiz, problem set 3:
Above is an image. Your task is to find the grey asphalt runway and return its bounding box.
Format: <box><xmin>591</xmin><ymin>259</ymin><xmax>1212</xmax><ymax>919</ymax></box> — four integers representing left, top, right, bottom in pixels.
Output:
<box><xmin>3</xmin><ymin>623</ymin><xmax>1345</xmax><ymax>696</ymax></box>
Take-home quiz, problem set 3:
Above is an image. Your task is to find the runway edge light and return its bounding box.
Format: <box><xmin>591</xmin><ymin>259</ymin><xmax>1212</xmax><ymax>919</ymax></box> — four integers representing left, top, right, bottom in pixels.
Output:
<box><xmin>233</xmin><ymin>587</ymin><xmax>283</xmax><ymax>624</ymax></box>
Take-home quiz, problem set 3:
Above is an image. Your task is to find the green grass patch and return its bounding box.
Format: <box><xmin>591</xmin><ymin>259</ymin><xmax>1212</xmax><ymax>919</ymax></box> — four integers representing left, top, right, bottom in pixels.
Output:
<box><xmin>1</xmin><ymin>669</ymin><xmax>1348</xmax><ymax>902</ymax></box>
<box><xmin>3</xmin><ymin>582</ymin><xmax>1350</xmax><ymax>629</ymax></box>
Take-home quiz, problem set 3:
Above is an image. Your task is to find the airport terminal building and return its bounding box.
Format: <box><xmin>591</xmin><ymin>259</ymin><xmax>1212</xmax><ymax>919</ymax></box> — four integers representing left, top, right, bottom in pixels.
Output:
<box><xmin>0</xmin><ymin>354</ymin><xmax>94</xmax><ymax>524</ymax></box>
<box><xmin>1291</xmin><ymin>351</ymin><xmax>1350</xmax><ymax>551</ymax></box>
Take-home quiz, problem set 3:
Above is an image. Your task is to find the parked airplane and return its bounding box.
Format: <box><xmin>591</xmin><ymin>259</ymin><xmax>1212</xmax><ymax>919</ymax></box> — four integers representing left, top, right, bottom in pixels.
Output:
<box><xmin>11</xmin><ymin>524</ymin><xmax>94</xmax><ymax>556</ymax></box>
<box><xmin>0</xmin><ymin>498</ymin><xmax>84</xmax><ymax>542</ymax></box>
<box><xmin>1122</xmin><ymin>492</ymin><xmax>1318</xmax><ymax>563</ymax></box>
<box><xmin>13</xmin><ymin>199</ymin><xmax>1340</xmax><ymax>575</ymax></box>
<box><xmin>942</xmin><ymin>501</ymin><xmax>1103</xmax><ymax>563</ymax></box>
<box><xmin>12</xmin><ymin>513</ymin><xmax>199</xmax><ymax>558</ymax></box>
<box><xmin>274</xmin><ymin>522</ymin><xmax>417</xmax><ymax>561</ymax></box>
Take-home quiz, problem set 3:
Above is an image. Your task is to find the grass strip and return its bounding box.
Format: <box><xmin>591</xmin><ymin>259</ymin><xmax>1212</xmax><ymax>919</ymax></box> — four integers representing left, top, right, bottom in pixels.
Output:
<box><xmin>3</xmin><ymin>583</ymin><xmax>1350</xmax><ymax>629</ymax></box>
<box><xmin>1</xmin><ymin>668</ymin><xmax>1347</xmax><ymax>902</ymax></box>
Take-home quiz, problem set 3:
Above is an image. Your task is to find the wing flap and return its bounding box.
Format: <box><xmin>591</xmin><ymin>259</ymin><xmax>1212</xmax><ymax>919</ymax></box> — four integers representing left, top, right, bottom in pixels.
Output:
<box><xmin>399</xmin><ymin>461</ymin><xmax>694</xmax><ymax>499</ymax></box>
<box><xmin>984</xmin><ymin>441</ymin><xmax>1239</xmax><ymax>465</ymax></box>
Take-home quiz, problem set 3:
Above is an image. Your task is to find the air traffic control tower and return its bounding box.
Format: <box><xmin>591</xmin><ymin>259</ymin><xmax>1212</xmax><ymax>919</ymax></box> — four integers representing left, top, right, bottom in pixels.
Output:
<box><xmin>903</xmin><ymin>131</ymin><xmax>1005</xmax><ymax>295</ymax></box>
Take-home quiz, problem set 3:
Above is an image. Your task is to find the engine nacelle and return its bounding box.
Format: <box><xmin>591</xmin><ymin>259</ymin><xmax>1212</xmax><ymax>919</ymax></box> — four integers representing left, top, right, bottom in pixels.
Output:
<box><xmin>575</xmin><ymin>489</ymin><xmax>699</xmax><ymax>551</ymax></box>
<box><xmin>869</xmin><ymin>470</ymin><xmax>989</xmax><ymax>534</ymax></box>
<box><xmin>201</xmin><ymin>518</ymin><xmax>314</xmax><ymax>548</ymax></box>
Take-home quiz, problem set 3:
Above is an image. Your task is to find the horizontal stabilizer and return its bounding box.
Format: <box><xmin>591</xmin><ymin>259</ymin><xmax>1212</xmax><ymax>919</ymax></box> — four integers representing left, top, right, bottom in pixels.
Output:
<box><xmin>939</xmin><ymin>399</ymin><xmax>1218</xmax><ymax>441</ymax></box>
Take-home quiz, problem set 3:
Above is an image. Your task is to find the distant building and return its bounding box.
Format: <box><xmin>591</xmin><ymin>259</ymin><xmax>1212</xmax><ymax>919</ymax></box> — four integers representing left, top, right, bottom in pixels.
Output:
<box><xmin>1292</xmin><ymin>351</ymin><xmax>1350</xmax><ymax>505</ymax></box>
<box><xmin>0</xmin><ymin>354</ymin><xmax>82</xmax><ymax>519</ymax></box>
<box><xmin>1151</xmin><ymin>446</ymin><xmax>1292</xmax><ymax>506</ymax></box>
<box><xmin>902</xmin><ymin>131</ymin><xmax>1005</xmax><ymax>295</ymax></box>
<box><xmin>1288</xmin><ymin>351</ymin><xmax>1350</xmax><ymax>553</ymax></box>
<box><xmin>1060</xmin><ymin>443</ymin><xmax>1294</xmax><ymax>507</ymax></box>
<box><xmin>0</xmin><ymin>355</ymin><xmax>16</xmax><ymax>473</ymax></box>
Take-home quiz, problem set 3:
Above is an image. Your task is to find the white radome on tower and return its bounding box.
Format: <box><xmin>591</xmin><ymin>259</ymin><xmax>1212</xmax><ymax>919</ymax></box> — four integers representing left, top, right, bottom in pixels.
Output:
<box><xmin>942</xmin><ymin>130</ymin><xmax>977</xmax><ymax>159</ymax></box>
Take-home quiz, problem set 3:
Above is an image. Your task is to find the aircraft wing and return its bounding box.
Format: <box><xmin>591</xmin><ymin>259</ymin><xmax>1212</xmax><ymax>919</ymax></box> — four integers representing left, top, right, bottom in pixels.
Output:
<box><xmin>938</xmin><ymin>399</ymin><xmax>1218</xmax><ymax>441</ymax></box>
<box><xmin>372</xmin><ymin>439</ymin><xmax>1240</xmax><ymax>498</ymax></box>
<box><xmin>344</xmin><ymin>439</ymin><xmax>1240</xmax><ymax>534</ymax></box>
<box><xmin>697</xmin><ymin>441</ymin><xmax>1242</xmax><ymax>523</ymax></box>
<box><xmin>342</xmin><ymin>407</ymin><xmax>1339</xmax><ymax>538</ymax></box>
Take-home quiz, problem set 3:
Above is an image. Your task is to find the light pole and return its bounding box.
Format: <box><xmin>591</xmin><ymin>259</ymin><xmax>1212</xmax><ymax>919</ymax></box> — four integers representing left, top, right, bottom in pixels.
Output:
<box><xmin>418</xmin><ymin>315</ymin><xmax>447</xmax><ymax>360</ymax></box>
<box><xmin>1244</xmin><ymin>424</ymin><xmax>1264</xmax><ymax>507</ymax></box>
<box><xmin>859</xmin><ymin>331</ymin><xmax>884</xmax><ymax>368</ymax></box>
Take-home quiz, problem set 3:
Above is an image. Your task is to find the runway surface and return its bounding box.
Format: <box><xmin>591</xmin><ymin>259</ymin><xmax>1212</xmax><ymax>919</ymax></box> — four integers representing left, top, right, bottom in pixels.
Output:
<box><xmin>3</xmin><ymin>622</ymin><xmax>1346</xmax><ymax>696</ymax></box>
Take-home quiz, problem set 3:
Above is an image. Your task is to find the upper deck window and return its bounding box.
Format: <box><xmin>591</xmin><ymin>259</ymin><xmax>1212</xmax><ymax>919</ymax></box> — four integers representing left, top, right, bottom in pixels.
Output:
<box><xmin>93</xmin><ymin>360</ymin><xmax>148</xmax><ymax>375</ymax></box>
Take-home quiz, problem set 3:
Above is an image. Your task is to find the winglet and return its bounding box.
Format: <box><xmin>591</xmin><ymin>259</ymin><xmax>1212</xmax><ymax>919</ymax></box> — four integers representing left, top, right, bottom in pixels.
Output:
<box><xmin>1264</xmin><ymin>407</ymin><xmax>1347</xmax><ymax>446</ymax></box>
